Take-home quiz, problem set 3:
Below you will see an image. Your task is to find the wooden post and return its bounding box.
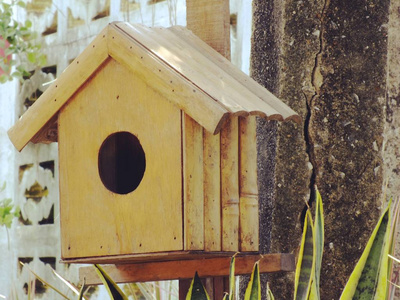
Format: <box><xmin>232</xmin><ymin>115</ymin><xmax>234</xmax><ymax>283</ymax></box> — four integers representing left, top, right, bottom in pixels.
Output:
<box><xmin>184</xmin><ymin>0</ymin><xmax>231</xmax><ymax>298</ymax></box>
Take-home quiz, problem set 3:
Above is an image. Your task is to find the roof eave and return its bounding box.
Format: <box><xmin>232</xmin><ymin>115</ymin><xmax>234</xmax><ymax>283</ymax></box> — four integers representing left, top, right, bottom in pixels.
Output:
<box><xmin>8</xmin><ymin>26</ymin><xmax>110</xmax><ymax>152</ymax></box>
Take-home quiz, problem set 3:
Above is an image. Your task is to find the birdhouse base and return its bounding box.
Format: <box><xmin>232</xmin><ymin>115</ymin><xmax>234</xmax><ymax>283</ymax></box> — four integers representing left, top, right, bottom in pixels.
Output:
<box><xmin>77</xmin><ymin>253</ymin><xmax>295</xmax><ymax>285</ymax></box>
<box><xmin>63</xmin><ymin>251</ymin><xmax>252</xmax><ymax>265</ymax></box>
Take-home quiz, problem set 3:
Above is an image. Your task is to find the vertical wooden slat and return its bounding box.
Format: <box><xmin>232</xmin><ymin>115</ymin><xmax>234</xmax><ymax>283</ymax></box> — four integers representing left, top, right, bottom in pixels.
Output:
<box><xmin>221</xmin><ymin>116</ymin><xmax>240</xmax><ymax>251</ymax></box>
<box><xmin>186</xmin><ymin>0</ymin><xmax>230</xmax><ymax>255</ymax></box>
<box><xmin>203</xmin><ymin>131</ymin><xmax>221</xmax><ymax>251</ymax></box>
<box><xmin>239</xmin><ymin>116</ymin><xmax>259</xmax><ymax>251</ymax></box>
<box><xmin>184</xmin><ymin>0</ymin><xmax>230</xmax><ymax>298</ymax></box>
<box><xmin>183</xmin><ymin>113</ymin><xmax>204</xmax><ymax>250</ymax></box>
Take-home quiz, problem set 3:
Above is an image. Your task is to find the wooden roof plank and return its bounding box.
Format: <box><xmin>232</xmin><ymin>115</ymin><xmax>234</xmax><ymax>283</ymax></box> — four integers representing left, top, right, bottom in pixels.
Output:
<box><xmin>108</xmin><ymin>24</ymin><xmax>229</xmax><ymax>135</ymax></box>
<box><xmin>118</xmin><ymin>22</ymin><xmax>267</xmax><ymax>116</ymax></box>
<box><xmin>151</xmin><ymin>25</ymin><xmax>284</xmax><ymax>117</ymax></box>
<box><xmin>7</xmin><ymin>27</ymin><xmax>110</xmax><ymax>151</ymax></box>
<box><xmin>169</xmin><ymin>26</ymin><xmax>301</xmax><ymax>123</ymax></box>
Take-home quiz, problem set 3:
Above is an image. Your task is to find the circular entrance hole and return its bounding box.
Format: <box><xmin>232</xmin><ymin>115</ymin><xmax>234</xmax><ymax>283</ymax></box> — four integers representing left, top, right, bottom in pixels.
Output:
<box><xmin>98</xmin><ymin>131</ymin><xmax>146</xmax><ymax>194</ymax></box>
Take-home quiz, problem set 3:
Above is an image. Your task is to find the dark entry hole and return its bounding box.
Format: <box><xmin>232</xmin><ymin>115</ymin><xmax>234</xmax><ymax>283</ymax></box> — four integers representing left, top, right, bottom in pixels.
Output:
<box><xmin>98</xmin><ymin>131</ymin><xmax>146</xmax><ymax>195</ymax></box>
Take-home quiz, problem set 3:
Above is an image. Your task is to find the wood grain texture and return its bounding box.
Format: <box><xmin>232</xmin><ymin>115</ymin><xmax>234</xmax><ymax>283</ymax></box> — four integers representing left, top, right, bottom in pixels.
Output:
<box><xmin>108</xmin><ymin>25</ymin><xmax>229</xmax><ymax>135</ymax></box>
<box><xmin>220</xmin><ymin>116</ymin><xmax>240</xmax><ymax>251</ymax></box>
<box><xmin>183</xmin><ymin>114</ymin><xmax>204</xmax><ymax>250</ymax></box>
<box><xmin>119</xmin><ymin>24</ymin><xmax>264</xmax><ymax>117</ymax></box>
<box><xmin>169</xmin><ymin>26</ymin><xmax>301</xmax><ymax>124</ymax></box>
<box><xmin>59</xmin><ymin>58</ymin><xmax>183</xmax><ymax>259</ymax></box>
<box><xmin>239</xmin><ymin>116</ymin><xmax>259</xmax><ymax>251</ymax></box>
<box><xmin>203</xmin><ymin>131</ymin><xmax>221</xmax><ymax>251</ymax></box>
<box><xmin>186</xmin><ymin>0</ymin><xmax>230</xmax><ymax>59</ymax></box>
<box><xmin>79</xmin><ymin>253</ymin><xmax>295</xmax><ymax>284</ymax></box>
<box><xmin>8</xmin><ymin>27</ymin><xmax>109</xmax><ymax>151</ymax></box>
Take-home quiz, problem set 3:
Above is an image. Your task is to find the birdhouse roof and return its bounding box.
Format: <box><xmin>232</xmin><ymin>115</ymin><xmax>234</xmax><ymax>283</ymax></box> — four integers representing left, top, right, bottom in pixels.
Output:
<box><xmin>8</xmin><ymin>22</ymin><xmax>300</xmax><ymax>152</ymax></box>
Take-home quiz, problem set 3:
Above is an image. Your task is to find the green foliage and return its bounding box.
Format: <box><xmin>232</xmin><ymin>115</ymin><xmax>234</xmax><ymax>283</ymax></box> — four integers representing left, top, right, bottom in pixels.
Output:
<box><xmin>0</xmin><ymin>0</ymin><xmax>46</xmax><ymax>83</ymax></box>
<box><xmin>244</xmin><ymin>262</ymin><xmax>261</xmax><ymax>300</ymax></box>
<box><xmin>294</xmin><ymin>210</ymin><xmax>315</xmax><ymax>300</ymax></box>
<box><xmin>292</xmin><ymin>189</ymin><xmax>395</xmax><ymax>300</ymax></box>
<box><xmin>340</xmin><ymin>200</ymin><xmax>392</xmax><ymax>299</ymax></box>
<box><xmin>94</xmin><ymin>264</ymin><xmax>128</xmax><ymax>300</ymax></box>
<box><xmin>0</xmin><ymin>182</ymin><xmax>19</xmax><ymax>229</ymax></box>
<box><xmin>185</xmin><ymin>272</ymin><xmax>210</xmax><ymax>300</ymax></box>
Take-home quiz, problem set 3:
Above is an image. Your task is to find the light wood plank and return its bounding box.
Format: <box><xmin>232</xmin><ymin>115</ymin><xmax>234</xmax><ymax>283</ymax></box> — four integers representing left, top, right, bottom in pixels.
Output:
<box><xmin>79</xmin><ymin>254</ymin><xmax>295</xmax><ymax>284</ymax></box>
<box><xmin>169</xmin><ymin>26</ymin><xmax>301</xmax><ymax>124</ymax></box>
<box><xmin>184</xmin><ymin>0</ymin><xmax>229</xmax><ymax>255</ymax></box>
<box><xmin>107</xmin><ymin>24</ymin><xmax>229</xmax><ymax>135</ymax></box>
<box><xmin>8</xmin><ymin>27</ymin><xmax>109</xmax><ymax>151</ymax></box>
<box><xmin>183</xmin><ymin>114</ymin><xmax>204</xmax><ymax>250</ymax></box>
<box><xmin>59</xmin><ymin>58</ymin><xmax>183</xmax><ymax>259</ymax></box>
<box><xmin>239</xmin><ymin>116</ymin><xmax>259</xmax><ymax>251</ymax></box>
<box><xmin>116</xmin><ymin>23</ymin><xmax>264</xmax><ymax>117</ymax></box>
<box><xmin>203</xmin><ymin>131</ymin><xmax>221</xmax><ymax>251</ymax></box>
<box><xmin>220</xmin><ymin>116</ymin><xmax>240</xmax><ymax>251</ymax></box>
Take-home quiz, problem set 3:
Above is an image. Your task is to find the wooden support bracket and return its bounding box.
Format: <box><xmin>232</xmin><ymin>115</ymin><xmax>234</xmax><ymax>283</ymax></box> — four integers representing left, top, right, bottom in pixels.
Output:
<box><xmin>79</xmin><ymin>253</ymin><xmax>295</xmax><ymax>285</ymax></box>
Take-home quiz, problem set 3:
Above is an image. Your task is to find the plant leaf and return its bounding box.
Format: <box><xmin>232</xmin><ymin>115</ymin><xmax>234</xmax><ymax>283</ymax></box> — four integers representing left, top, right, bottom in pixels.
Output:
<box><xmin>78</xmin><ymin>279</ymin><xmax>85</xmax><ymax>300</ymax></box>
<box><xmin>294</xmin><ymin>210</ymin><xmax>315</xmax><ymax>300</ymax></box>
<box><xmin>340</xmin><ymin>202</ymin><xmax>391</xmax><ymax>299</ymax></box>
<box><xmin>309</xmin><ymin>189</ymin><xmax>324</xmax><ymax>300</ymax></box>
<box><xmin>387</xmin><ymin>197</ymin><xmax>400</xmax><ymax>299</ymax></box>
<box><xmin>21</xmin><ymin>262</ymin><xmax>70</xmax><ymax>299</ymax></box>
<box><xmin>228</xmin><ymin>255</ymin><xmax>236</xmax><ymax>300</ymax></box>
<box><xmin>266</xmin><ymin>283</ymin><xmax>275</xmax><ymax>300</ymax></box>
<box><xmin>185</xmin><ymin>272</ymin><xmax>210</xmax><ymax>300</ymax></box>
<box><xmin>94</xmin><ymin>264</ymin><xmax>128</xmax><ymax>300</ymax></box>
<box><xmin>244</xmin><ymin>261</ymin><xmax>261</xmax><ymax>300</ymax></box>
<box><xmin>49</xmin><ymin>266</ymin><xmax>88</xmax><ymax>298</ymax></box>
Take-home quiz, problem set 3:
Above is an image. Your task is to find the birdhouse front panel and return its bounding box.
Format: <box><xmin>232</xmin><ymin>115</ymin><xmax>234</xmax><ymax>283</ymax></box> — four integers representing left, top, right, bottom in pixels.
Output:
<box><xmin>58</xmin><ymin>58</ymin><xmax>183</xmax><ymax>259</ymax></box>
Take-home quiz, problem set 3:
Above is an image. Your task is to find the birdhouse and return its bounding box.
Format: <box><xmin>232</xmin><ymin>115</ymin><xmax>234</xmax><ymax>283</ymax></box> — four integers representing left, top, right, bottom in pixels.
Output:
<box><xmin>8</xmin><ymin>22</ymin><xmax>300</xmax><ymax>264</ymax></box>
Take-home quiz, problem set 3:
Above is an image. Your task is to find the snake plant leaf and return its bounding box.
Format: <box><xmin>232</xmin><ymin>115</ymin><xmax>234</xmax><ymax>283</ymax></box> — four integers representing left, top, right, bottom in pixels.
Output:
<box><xmin>266</xmin><ymin>283</ymin><xmax>275</xmax><ymax>300</ymax></box>
<box><xmin>94</xmin><ymin>264</ymin><xmax>128</xmax><ymax>300</ymax></box>
<box><xmin>185</xmin><ymin>272</ymin><xmax>210</xmax><ymax>300</ymax></box>
<box><xmin>387</xmin><ymin>198</ymin><xmax>400</xmax><ymax>299</ymax></box>
<box><xmin>309</xmin><ymin>189</ymin><xmax>324</xmax><ymax>300</ymax></box>
<box><xmin>78</xmin><ymin>280</ymin><xmax>85</xmax><ymax>300</ymax></box>
<box><xmin>339</xmin><ymin>202</ymin><xmax>391</xmax><ymax>299</ymax></box>
<box><xmin>228</xmin><ymin>255</ymin><xmax>236</xmax><ymax>300</ymax></box>
<box><xmin>21</xmin><ymin>262</ymin><xmax>70</xmax><ymax>299</ymax></box>
<box><xmin>294</xmin><ymin>210</ymin><xmax>315</xmax><ymax>300</ymax></box>
<box><xmin>244</xmin><ymin>261</ymin><xmax>261</xmax><ymax>300</ymax></box>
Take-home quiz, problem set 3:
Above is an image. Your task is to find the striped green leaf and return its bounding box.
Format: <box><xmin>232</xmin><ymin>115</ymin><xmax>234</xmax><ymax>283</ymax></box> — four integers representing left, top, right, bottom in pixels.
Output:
<box><xmin>266</xmin><ymin>282</ymin><xmax>275</xmax><ymax>300</ymax></box>
<box><xmin>309</xmin><ymin>190</ymin><xmax>324</xmax><ymax>300</ymax></box>
<box><xmin>228</xmin><ymin>255</ymin><xmax>236</xmax><ymax>300</ymax></box>
<box><xmin>244</xmin><ymin>261</ymin><xmax>261</xmax><ymax>300</ymax></box>
<box><xmin>340</xmin><ymin>202</ymin><xmax>391</xmax><ymax>299</ymax></box>
<box><xmin>294</xmin><ymin>210</ymin><xmax>315</xmax><ymax>300</ymax></box>
<box><xmin>94</xmin><ymin>264</ymin><xmax>128</xmax><ymax>300</ymax></box>
<box><xmin>387</xmin><ymin>198</ymin><xmax>400</xmax><ymax>299</ymax></box>
<box><xmin>185</xmin><ymin>272</ymin><xmax>210</xmax><ymax>300</ymax></box>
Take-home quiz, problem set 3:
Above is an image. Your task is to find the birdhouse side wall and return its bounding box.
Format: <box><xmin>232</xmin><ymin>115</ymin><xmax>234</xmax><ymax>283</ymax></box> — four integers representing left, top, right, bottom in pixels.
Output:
<box><xmin>183</xmin><ymin>113</ymin><xmax>259</xmax><ymax>253</ymax></box>
<box><xmin>58</xmin><ymin>58</ymin><xmax>183</xmax><ymax>259</ymax></box>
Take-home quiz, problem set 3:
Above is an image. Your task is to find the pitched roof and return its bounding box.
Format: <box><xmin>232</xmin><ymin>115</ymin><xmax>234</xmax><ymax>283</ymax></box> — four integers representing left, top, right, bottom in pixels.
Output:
<box><xmin>8</xmin><ymin>22</ymin><xmax>300</xmax><ymax>152</ymax></box>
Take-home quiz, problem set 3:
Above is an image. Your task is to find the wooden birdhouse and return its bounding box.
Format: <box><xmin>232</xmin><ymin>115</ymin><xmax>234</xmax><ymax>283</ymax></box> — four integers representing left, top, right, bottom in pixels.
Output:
<box><xmin>8</xmin><ymin>22</ymin><xmax>300</xmax><ymax>264</ymax></box>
